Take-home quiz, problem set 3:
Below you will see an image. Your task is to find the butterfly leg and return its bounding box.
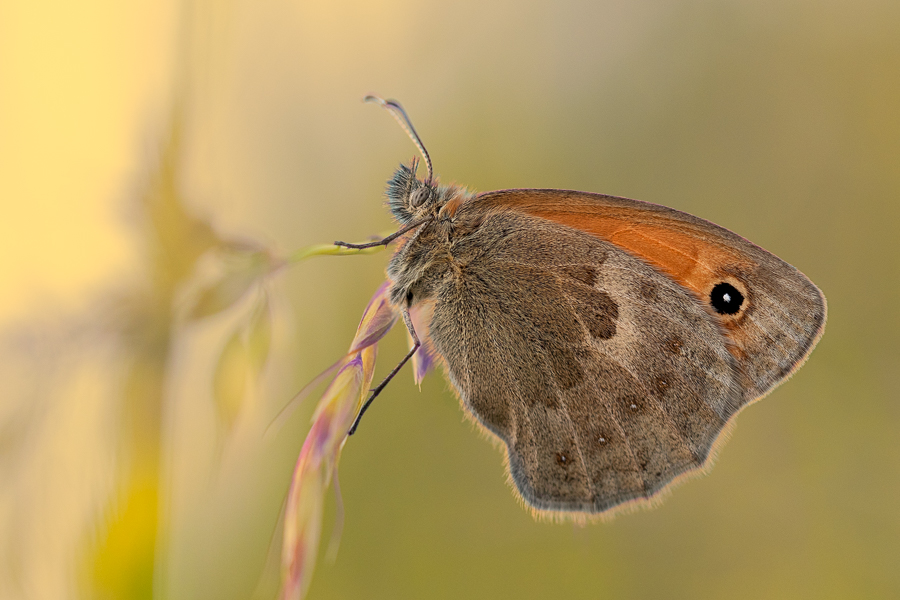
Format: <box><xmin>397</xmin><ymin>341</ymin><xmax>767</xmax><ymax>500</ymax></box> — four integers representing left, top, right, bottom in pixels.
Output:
<box><xmin>334</xmin><ymin>217</ymin><xmax>431</xmax><ymax>250</ymax></box>
<box><xmin>348</xmin><ymin>308</ymin><xmax>420</xmax><ymax>435</ymax></box>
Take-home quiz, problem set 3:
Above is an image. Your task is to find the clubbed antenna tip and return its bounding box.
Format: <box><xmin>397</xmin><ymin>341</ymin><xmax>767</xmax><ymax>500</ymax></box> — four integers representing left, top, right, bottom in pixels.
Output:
<box><xmin>364</xmin><ymin>95</ymin><xmax>434</xmax><ymax>183</ymax></box>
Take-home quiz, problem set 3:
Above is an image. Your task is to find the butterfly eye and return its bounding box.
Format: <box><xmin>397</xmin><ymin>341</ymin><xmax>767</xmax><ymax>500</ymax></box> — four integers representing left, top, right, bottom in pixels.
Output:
<box><xmin>710</xmin><ymin>282</ymin><xmax>745</xmax><ymax>315</ymax></box>
<box><xmin>409</xmin><ymin>188</ymin><xmax>429</xmax><ymax>208</ymax></box>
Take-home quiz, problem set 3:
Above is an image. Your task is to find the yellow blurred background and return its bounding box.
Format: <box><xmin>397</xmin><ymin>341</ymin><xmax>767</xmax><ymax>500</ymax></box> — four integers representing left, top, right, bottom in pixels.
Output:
<box><xmin>1</xmin><ymin>0</ymin><xmax>898</xmax><ymax>599</ymax></box>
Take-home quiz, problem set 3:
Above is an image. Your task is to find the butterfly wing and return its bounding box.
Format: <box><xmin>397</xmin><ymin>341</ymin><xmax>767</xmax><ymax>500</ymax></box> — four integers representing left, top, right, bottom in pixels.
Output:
<box><xmin>428</xmin><ymin>209</ymin><xmax>758</xmax><ymax>514</ymax></box>
<box><xmin>473</xmin><ymin>189</ymin><xmax>827</xmax><ymax>406</ymax></box>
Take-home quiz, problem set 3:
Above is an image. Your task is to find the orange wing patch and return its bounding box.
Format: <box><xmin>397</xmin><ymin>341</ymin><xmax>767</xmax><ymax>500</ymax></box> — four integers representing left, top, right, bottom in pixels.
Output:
<box><xmin>476</xmin><ymin>190</ymin><xmax>757</xmax><ymax>304</ymax></box>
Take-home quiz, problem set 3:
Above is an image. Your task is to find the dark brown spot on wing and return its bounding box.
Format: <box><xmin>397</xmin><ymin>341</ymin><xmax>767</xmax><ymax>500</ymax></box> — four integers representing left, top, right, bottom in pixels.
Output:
<box><xmin>623</xmin><ymin>394</ymin><xmax>643</xmax><ymax>412</ymax></box>
<box><xmin>665</xmin><ymin>335</ymin><xmax>684</xmax><ymax>355</ymax></box>
<box><xmin>653</xmin><ymin>375</ymin><xmax>672</xmax><ymax>395</ymax></box>
<box><xmin>558</xmin><ymin>265</ymin><xmax>599</xmax><ymax>287</ymax></box>
<box><xmin>564</xmin><ymin>282</ymin><xmax>618</xmax><ymax>340</ymax></box>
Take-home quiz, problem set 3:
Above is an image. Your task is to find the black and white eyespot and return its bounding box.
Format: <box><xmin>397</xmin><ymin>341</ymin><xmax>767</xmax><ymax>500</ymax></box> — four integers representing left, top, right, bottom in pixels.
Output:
<box><xmin>709</xmin><ymin>279</ymin><xmax>748</xmax><ymax>316</ymax></box>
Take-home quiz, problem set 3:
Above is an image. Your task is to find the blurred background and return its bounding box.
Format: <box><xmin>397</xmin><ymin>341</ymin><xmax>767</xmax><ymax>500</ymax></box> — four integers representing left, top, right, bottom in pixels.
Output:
<box><xmin>1</xmin><ymin>0</ymin><xmax>898</xmax><ymax>598</ymax></box>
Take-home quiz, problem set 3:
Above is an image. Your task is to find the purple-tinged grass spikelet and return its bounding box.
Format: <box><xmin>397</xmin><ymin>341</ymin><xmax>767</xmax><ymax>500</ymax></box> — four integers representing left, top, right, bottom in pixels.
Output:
<box><xmin>279</xmin><ymin>283</ymin><xmax>396</xmax><ymax>600</ymax></box>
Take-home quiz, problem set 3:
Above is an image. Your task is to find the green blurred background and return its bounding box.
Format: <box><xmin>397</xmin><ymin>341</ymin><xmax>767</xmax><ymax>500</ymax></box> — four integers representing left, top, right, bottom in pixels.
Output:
<box><xmin>1</xmin><ymin>0</ymin><xmax>898</xmax><ymax>599</ymax></box>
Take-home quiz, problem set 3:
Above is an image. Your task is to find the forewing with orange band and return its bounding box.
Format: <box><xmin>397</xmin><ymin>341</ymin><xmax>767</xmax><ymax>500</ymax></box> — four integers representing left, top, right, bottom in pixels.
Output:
<box><xmin>470</xmin><ymin>189</ymin><xmax>826</xmax><ymax>407</ymax></box>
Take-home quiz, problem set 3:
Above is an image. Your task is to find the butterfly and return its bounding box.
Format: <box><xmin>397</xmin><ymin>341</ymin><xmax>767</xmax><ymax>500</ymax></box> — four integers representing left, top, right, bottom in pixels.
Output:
<box><xmin>337</xmin><ymin>96</ymin><xmax>826</xmax><ymax>517</ymax></box>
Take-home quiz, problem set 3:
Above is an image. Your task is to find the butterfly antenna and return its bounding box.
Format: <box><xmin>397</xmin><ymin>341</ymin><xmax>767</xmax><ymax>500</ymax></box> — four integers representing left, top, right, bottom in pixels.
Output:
<box><xmin>365</xmin><ymin>95</ymin><xmax>434</xmax><ymax>183</ymax></box>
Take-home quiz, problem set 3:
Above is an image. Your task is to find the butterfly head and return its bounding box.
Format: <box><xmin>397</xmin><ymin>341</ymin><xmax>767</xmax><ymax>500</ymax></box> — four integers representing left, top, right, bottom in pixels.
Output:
<box><xmin>385</xmin><ymin>157</ymin><xmax>439</xmax><ymax>224</ymax></box>
<box><xmin>386</xmin><ymin>157</ymin><xmax>473</xmax><ymax>225</ymax></box>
